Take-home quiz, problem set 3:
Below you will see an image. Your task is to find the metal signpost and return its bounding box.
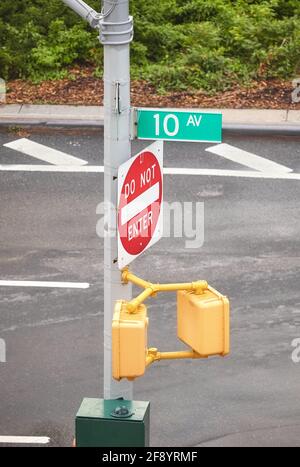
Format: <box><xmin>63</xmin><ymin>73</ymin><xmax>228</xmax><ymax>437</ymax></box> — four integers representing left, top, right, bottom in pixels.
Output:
<box><xmin>100</xmin><ymin>0</ymin><xmax>133</xmax><ymax>402</ymax></box>
<box><xmin>63</xmin><ymin>0</ymin><xmax>151</xmax><ymax>447</ymax></box>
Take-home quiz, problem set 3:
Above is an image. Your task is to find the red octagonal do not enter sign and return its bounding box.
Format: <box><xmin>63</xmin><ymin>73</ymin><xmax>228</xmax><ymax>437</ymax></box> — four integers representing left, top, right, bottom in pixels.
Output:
<box><xmin>118</xmin><ymin>141</ymin><xmax>163</xmax><ymax>269</ymax></box>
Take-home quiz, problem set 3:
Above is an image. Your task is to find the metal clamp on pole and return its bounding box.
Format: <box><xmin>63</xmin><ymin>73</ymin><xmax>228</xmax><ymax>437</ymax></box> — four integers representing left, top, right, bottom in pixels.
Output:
<box><xmin>99</xmin><ymin>16</ymin><xmax>134</xmax><ymax>45</ymax></box>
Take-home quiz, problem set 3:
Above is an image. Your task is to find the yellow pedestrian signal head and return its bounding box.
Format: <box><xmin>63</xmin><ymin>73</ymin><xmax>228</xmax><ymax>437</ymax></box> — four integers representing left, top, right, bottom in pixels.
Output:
<box><xmin>112</xmin><ymin>271</ymin><xmax>231</xmax><ymax>381</ymax></box>
<box><xmin>112</xmin><ymin>300</ymin><xmax>148</xmax><ymax>381</ymax></box>
<box><xmin>177</xmin><ymin>287</ymin><xmax>230</xmax><ymax>357</ymax></box>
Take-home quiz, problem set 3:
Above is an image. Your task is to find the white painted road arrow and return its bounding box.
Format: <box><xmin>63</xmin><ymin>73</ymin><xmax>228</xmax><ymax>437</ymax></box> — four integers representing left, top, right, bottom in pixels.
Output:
<box><xmin>4</xmin><ymin>138</ymin><xmax>88</xmax><ymax>166</ymax></box>
<box><xmin>206</xmin><ymin>143</ymin><xmax>293</xmax><ymax>173</ymax></box>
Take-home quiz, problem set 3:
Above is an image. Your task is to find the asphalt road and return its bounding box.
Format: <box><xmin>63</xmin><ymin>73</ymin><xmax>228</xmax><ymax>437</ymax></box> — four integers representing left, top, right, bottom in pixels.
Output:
<box><xmin>0</xmin><ymin>128</ymin><xmax>300</xmax><ymax>447</ymax></box>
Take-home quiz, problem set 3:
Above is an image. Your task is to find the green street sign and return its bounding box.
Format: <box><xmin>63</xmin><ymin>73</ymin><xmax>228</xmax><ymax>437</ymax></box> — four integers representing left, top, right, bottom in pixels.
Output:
<box><xmin>135</xmin><ymin>108</ymin><xmax>222</xmax><ymax>143</ymax></box>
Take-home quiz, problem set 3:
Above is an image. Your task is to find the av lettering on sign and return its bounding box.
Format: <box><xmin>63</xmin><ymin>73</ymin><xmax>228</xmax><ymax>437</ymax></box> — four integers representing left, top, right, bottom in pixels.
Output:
<box><xmin>136</xmin><ymin>108</ymin><xmax>222</xmax><ymax>143</ymax></box>
<box><xmin>118</xmin><ymin>141</ymin><xmax>163</xmax><ymax>269</ymax></box>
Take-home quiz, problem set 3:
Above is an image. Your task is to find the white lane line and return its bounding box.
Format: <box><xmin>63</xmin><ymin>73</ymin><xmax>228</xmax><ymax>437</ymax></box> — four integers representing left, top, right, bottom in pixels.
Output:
<box><xmin>0</xmin><ymin>281</ymin><xmax>90</xmax><ymax>289</ymax></box>
<box><xmin>4</xmin><ymin>138</ymin><xmax>88</xmax><ymax>166</ymax></box>
<box><xmin>206</xmin><ymin>143</ymin><xmax>293</xmax><ymax>173</ymax></box>
<box><xmin>0</xmin><ymin>164</ymin><xmax>103</xmax><ymax>172</ymax></box>
<box><xmin>0</xmin><ymin>164</ymin><xmax>300</xmax><ymax>180</ymax></box>
<box><xmin>0</xmin><ymin>436</ymin><xmax>50</xmax><ymax>445</ymax></box>
<box><xmin>164</xmin><ymin>167</ymin><xmax>300</xmax><ymax>180</ymax></box>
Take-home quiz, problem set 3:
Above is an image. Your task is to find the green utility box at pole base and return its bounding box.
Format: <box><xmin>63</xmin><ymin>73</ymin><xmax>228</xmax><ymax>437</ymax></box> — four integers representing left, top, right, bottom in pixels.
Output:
<box><xmin>76</xmin><ymin>398</ymin><xmax>150</xmax><ymax>447</ymax></box>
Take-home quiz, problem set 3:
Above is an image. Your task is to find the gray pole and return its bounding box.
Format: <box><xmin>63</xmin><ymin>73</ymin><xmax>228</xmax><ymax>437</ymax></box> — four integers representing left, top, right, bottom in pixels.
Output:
<box><xmin>101</xmin><ymin>0</ymin><xmax>133</xmax><ymax>400</ymax></box>
<box><xmin>61</xmin><ymin>0</ymin><xmax>133</xmax><ymax>400</ymax></box>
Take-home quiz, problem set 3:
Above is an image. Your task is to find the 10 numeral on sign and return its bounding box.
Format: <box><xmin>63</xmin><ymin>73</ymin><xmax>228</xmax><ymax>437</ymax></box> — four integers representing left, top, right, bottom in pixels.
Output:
<box><xmin>153</xmin><ymin>113</ymin><xmax>203</xmax><ymax>138</ymax></box>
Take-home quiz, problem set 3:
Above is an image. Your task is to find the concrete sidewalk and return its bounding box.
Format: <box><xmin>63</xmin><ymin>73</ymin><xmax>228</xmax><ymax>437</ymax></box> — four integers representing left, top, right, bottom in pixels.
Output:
<box><xmin>0</xmin><ymin>104</ymin><xmax>104</xmax><ymax>127</ymax></box>
<box><xmin>0</xmin><ymin>104</ymin><xmax>300</xmax><ymax>134</ymax></box>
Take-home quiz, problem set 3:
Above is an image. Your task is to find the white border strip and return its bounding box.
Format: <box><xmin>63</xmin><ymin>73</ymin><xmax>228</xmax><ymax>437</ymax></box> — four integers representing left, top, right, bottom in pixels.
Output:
<box><xmin>4</xmin><ymin>139</ymin><xmax>88</xmax><ymax>166</ymax></box>
<box><xmin>0</xmin><ymin>436</ymin><xmax>50</xmax><ymax>444</ymax></box>
<box><xmin>135</xmin><ymin>107</ymin><xmax>222</xmax><ymax>116</ymax></box>
<box><xmin>0</xmin><ymin>281</ymin><xmax>90</xmax><ymax>289</ymax></box>
<box><xmin>138</xmin><ymin>137</ymin><xmax>222</xmax><ymax>143</ymax></box>
<box><xmin>121</xmin><ymin>182</ymin><xmax>160</xmax><ymax>225</ymax></box>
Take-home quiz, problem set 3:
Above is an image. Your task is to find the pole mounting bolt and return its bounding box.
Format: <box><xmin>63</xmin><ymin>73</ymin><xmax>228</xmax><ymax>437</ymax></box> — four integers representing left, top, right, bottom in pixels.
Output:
<box><xmin>111</xmin><ymin>406</ymin><xmax>134</xmax><ymax>419</ymax></box>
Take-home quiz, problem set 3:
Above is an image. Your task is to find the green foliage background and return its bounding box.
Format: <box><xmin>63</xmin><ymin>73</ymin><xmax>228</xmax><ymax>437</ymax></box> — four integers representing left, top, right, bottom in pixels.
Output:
<box><xmin>0</xmin><ymin>0</ymin><xmax>299</xmax><ymax>92</ymax></box>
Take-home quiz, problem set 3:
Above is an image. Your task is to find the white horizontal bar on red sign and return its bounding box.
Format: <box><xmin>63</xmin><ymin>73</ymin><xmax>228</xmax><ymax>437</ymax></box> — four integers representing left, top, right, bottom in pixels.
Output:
<box><xmin>121</xmin><ymin>182</ymin><xmax>160</xmax><ymax>226</ymax></box>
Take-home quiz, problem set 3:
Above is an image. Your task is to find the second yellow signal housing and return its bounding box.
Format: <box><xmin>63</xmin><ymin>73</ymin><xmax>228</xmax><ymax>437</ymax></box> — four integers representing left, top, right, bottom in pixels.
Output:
<box><xmin>112</xmin><ymin>300</ymin><xmax>148</xmax><ymax>381</ymax></box>
<box><xmin>177</xmin><ymin>286</ymin><xmax>230</xmax><ymax>357</ymax></box>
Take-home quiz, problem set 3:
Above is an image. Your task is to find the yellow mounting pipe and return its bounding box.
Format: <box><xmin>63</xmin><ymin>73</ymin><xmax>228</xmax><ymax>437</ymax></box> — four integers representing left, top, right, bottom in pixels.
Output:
<box><xmin>146</xmin><ymin>348</ymin><xmax>204</xmax><ymax>367</ymax></box>
<box><xmin>157</xmin><ymin>351</ymin><xmax>203</xmax><ymax>360</ymax></box>
<box><xmin>122</xmin><ymin>269</ymin><xmax>208</xmax><ymax>313</ymax></box>
<box><xmin>126</xmin><ymin>287</ymin><xmax>154</xmax><ymax>313</ymax></box>
<box><xmin>122</xmin><ymin>269</ymin><xmax>151</xmax><ymax>289</ymax></box>
<box><xmin>155</xmin><ymin>282</ymin><xmax>208</xmax><ymax>293</ymax></box>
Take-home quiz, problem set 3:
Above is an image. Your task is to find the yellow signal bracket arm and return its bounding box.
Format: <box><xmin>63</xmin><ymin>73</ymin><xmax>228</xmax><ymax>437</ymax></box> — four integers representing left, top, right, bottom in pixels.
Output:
<box><xmin>122</xmin><ymin>268</ymin><xmax>208</xmax><ymax>313</ymax></box>
<box><xmin>146</xmin><ymin>348</ymin><xmax>205</xmax><ymax>368</ymax></box>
